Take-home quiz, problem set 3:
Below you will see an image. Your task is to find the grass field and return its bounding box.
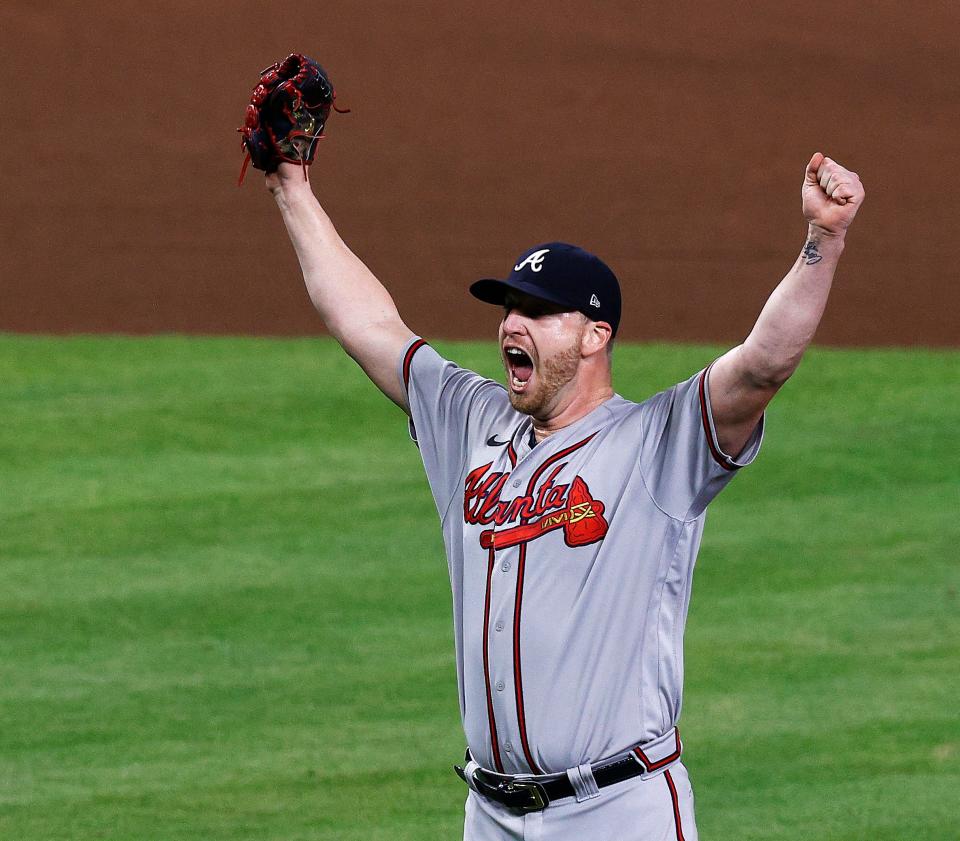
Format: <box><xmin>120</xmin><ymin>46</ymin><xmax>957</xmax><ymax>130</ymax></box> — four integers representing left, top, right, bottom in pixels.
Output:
<box><xmin>1</xmin><ymin>335</ymin><xmax>957</xmax><ymax>841</ymax></box>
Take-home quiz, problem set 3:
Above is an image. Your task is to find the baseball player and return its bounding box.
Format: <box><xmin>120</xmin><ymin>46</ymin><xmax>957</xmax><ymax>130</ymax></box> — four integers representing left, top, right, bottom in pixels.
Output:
<box><xmin>264</xmin><ymin>151</ymin><xmax>864</xmax><ymax>839</ymax></box>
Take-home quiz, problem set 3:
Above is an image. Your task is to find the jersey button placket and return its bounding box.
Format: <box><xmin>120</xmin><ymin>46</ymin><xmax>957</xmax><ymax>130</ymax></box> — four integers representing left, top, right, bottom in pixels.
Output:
<box><xmin>488</xmin><ymin>544</ymin><xmax>518</xmax><ymax>769</ymax></box>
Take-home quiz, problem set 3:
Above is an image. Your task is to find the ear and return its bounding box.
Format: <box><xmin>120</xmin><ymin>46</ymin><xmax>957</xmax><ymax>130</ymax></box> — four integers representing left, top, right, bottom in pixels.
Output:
<box><xmin>581</xmin><ymin>320</ymin><xmax>613</xmax><ymax>358</ymax></box>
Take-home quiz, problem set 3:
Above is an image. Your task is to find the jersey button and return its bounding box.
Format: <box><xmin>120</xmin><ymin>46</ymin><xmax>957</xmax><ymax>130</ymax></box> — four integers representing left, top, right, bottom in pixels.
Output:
<box><xmin>496</xmin><ymin>681</ymin><xmax>505</xmax><ymax>691</ymax></box>
<box><xmin>495</xmin><ymin>621</ymin><xmax>504</xmax><ymax>632</ymax></box>
<box><xmin>501</xmin><ymin>561</ymin><xmax>511</xmax><ymax>572</ymax></box>
<box><xmin>504</xmin><ymin>742</ymin><xmax>513</xmax><ymax>753</ymax></box>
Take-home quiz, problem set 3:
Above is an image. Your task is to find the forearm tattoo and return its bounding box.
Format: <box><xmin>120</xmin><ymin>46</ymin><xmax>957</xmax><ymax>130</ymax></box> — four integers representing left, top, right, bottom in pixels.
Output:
<box><xmin>801</xmin><ymin>240</ymin><xmax>823</xmax><ymax>265</ymax></box>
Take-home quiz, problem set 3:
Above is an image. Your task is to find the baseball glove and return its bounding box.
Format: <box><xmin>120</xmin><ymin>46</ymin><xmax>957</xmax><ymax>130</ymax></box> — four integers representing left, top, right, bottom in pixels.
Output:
<box><xmin>237</xmin><ymin>53</ymin><xmax>348</xmax><ymax>185</ymax></box>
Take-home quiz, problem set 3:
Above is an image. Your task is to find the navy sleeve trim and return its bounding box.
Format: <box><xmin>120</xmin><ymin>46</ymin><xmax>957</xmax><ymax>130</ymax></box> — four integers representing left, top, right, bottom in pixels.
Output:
<box><xmin>697</xmin><ymin>366</ymin><xmax>738</xmax><ymax>472</ymax></box>
<box><xmin>402</xmin><ymin>338</ymin><xmax>428</xmax><ymax>391</ymax></box>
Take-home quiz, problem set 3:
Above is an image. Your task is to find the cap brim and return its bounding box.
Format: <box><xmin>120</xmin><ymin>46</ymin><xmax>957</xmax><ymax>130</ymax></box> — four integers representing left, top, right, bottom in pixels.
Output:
<box><xmin>469</xmin><ymin>277</ymin><xmax>579</xmax><ymax>311</ymax></box>
<box><xmin>469</xmin><ymin>278</ymin><xmax>511</xmax><ymax>305</ymax></box>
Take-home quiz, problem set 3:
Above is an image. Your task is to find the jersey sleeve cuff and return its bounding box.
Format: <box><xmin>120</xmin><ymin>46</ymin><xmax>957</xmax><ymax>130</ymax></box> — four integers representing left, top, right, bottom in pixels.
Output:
<box><xmin>398</xmin><ymin>336</ymin><xmax>429</xmax><ymax>445</ymax></box>
<box><xmin>697</xmin><ymin>363</ymin><xmax>764</xmax><ymax>471</ymax></box>
<box><xmin>399</xmin><ymin>336</ymin><xmax>429</xmax><ymax>395</ymax></box>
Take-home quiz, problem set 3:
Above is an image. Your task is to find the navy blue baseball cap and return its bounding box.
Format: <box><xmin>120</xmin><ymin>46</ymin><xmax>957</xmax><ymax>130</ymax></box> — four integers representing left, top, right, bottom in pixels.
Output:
<box><xmin>470</xmin><ymin>242</ymin><xmax>622</xmax><ymax>336</ymax></box>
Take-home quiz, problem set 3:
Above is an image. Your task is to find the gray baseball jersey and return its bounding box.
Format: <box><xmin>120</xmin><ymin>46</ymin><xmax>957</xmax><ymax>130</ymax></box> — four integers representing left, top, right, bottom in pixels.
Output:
<box><xmin>399</xmin><ymin>337</ymin><xmax>762</xmax><ymax>779</ymax></box>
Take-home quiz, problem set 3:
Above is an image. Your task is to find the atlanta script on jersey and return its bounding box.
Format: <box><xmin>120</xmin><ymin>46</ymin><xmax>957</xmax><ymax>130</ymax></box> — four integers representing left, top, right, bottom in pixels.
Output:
<box><xmin>465</xmin><ymin>461</ymin><xmax>609</xmax><ymax>550</ymax></box>
<box><xmin>399</xmin><ymin>338</ymin><xmax>762</xmax><ymax>778</ymax></box>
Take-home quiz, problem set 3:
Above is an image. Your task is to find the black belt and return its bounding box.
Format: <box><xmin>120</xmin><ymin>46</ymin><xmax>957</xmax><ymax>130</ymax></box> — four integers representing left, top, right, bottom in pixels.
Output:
<box><xmin>454</xmin><ymin>732</ymin><xmax>681</xmax><ymax>813</ymax></box>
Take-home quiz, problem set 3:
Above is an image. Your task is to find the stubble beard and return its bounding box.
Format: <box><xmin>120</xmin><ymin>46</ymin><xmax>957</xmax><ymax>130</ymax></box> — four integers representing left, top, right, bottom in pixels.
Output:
<box><xmin>507</xmin><ymin>339</ymin><xmax>582</xmax><ymax>417</ymax></box>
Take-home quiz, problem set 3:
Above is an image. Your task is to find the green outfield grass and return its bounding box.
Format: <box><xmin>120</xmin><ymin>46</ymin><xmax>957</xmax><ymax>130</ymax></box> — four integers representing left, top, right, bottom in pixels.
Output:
<box><xmin>0</xmin><ymin>335</ymin><xmax>957</xmax><ymax>841</ymax></box>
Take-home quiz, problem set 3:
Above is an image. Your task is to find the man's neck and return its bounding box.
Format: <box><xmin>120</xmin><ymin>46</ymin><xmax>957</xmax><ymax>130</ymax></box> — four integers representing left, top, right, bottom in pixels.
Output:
<box><xmin>531</xmin><ymin>386</ymin><xmax>614</xmax><ymax>442</ymax></box>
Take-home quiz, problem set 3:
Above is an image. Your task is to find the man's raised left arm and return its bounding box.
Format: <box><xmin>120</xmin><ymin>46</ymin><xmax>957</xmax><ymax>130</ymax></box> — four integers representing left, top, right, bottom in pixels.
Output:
<box><xmin>708</xmin><ymin>152</ymin><xmax>866</xmax><ymax>457</ymax></box>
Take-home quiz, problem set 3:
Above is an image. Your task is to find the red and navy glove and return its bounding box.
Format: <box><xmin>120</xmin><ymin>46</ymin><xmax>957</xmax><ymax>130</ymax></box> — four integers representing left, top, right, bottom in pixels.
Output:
<box><xmin>237</xmin><ymin>53</ymin><xmax>348</xmax><ymax>185</ymax></box>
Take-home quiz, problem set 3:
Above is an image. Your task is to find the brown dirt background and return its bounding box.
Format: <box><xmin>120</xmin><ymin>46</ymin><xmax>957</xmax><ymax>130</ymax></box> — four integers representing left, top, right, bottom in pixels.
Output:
<box><xmin>1</xmin><ymin>1</ymin><xmax>957</xmax><ymax>347</ymax></box>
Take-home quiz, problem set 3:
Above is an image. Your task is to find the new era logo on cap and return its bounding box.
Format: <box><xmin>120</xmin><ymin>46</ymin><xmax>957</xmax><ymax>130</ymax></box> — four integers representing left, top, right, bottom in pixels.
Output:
<box><xmin>469</xmin><ymin>241</ymin><xmax>622</xmax><ymax>337</ymax></box>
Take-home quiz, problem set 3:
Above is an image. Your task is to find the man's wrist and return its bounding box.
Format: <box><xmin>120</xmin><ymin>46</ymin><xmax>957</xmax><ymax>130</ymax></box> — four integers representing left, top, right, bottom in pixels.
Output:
<box><xmin>800</xmin><ymin>224</ymin><xmax>845</xmax><ymax>266</ymax></box>
<box><xmin>271</xmin><ymin>179</ymin><xmax>315</xmax><ymax>210</ymax></box>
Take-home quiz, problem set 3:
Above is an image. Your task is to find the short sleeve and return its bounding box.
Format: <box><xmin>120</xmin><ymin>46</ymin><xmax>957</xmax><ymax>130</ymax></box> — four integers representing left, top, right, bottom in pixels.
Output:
<box><xmin>399</xmin><ymin>337</ymin><xmax>508</xmax><ymax>518</ymax></box>
<box><xmin>638</xmin><ymin>363</ymin><xmax>763</xmax><ymax>519</ymax></box>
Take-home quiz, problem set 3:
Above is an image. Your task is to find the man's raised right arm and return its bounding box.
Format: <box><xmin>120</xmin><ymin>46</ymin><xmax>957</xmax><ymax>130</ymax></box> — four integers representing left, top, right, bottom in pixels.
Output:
<box><xmin>267</xmin><ymin>163</ymin><xmax>415</xmax><ymax>411</ymax></box>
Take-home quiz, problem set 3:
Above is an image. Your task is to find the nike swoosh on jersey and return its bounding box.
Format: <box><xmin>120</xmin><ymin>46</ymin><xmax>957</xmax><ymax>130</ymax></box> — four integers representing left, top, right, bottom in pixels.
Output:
<box><xmin>486</xmin><ymin>435</ymin><xmax>511</xmax><ymax>447</ymax></box>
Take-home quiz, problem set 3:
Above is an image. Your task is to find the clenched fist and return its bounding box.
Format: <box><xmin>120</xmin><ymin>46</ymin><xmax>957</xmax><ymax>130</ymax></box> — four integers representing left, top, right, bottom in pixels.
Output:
<box><xmin>802</xmin><ymin>152</ymin><xmax>865</xmax><ymax>235</ymax></box>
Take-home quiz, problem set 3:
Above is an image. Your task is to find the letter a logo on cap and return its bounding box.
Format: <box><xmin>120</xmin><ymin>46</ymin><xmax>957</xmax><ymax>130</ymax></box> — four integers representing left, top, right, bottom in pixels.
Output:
<box><xmin>514</xmin><ymin>249</ymin><xmax>550</xmax><ymax>273</ymax></box>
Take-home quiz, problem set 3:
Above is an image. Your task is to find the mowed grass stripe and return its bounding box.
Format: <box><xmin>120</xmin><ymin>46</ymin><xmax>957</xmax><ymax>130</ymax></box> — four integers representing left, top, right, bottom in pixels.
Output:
<box><xmin>0</xmin><ymin>335</ymin><xmax>957</xmax><ymax>840</ymax></box>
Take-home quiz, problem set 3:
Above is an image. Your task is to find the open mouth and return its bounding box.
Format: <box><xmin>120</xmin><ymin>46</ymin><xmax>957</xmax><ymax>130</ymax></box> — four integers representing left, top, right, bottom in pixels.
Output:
<box><xmin>505</xmin><ymin>346</ymin><xmax>534</xmax><ymax>390</ymax></box>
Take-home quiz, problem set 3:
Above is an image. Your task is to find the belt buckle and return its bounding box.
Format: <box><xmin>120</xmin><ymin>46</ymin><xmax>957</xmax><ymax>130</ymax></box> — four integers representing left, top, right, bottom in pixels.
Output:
<box><xmin>501</xmin><ymin>778</ymin><xmax>549</xmax><ymax>812</ymax></box>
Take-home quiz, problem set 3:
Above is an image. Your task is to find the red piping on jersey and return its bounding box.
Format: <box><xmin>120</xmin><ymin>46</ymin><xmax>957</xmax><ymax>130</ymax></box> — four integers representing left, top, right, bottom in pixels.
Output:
<box><xmin>504</xmin><ymin>432</ymin><xmax>597</xmax><ymax>774</ymax></box>
<box><xmin>633</xmin><ymin>727</ymin><xmax>682</xmax><ymax>771</ymax></box>
<box><xmin>482</xmin><ymin>546</ymin><xmax>505</xmax><ymax>772</ymax></box>
<box><xmin>402</xmin><ymin>339</ymin><xmax>427</xmax><ymax>391</ymax></box>
<box><xmin>664</xmin><ymin>769</ymin><xmax>686</xmax><ymax>841</ymax></box>
<box><xmin>476</xmin><ymin>437</ymin><xmax>517</xmax><ymax>770</ymax></box>
<box><xmin>697</xmin><ymin>368</ymin><xmax>737</xmax><ymax>472</ymax></box>
<box><xmin>523</xmin><ymin>434</ymin><xmax>598</xmax><ymax>496</ymax></box>
<box><xmin>512</xmin><ymin>542</ymin><xmax>541</xmax><ymax>773</ymax></box>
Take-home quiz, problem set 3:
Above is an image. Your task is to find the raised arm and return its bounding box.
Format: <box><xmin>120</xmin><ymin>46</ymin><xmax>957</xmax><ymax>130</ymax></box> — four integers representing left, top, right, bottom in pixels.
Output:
<box><xmin>708</xmin><ymin>152</ymin><xmax>866</xmax><ymax>456</ymax></box>
<box><xmin>266</xmin><ymin>163</ymin><xmax>415</xmax><ymax>411</ymax></box>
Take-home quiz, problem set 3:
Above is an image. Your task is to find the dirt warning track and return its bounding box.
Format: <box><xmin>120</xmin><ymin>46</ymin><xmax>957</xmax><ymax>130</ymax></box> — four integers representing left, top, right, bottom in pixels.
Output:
<box><xmin>1</xmin><ymin>2</ymin><xmax>956</xmax><ymax>346</ymax></box>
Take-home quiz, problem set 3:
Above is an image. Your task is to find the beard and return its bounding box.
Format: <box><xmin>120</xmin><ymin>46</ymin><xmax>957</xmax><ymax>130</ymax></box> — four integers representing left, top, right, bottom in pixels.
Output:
<box><xmin>507</xmin><ymin>338</ymin><xmax>582</xmax><ymax>417</ymax></box>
